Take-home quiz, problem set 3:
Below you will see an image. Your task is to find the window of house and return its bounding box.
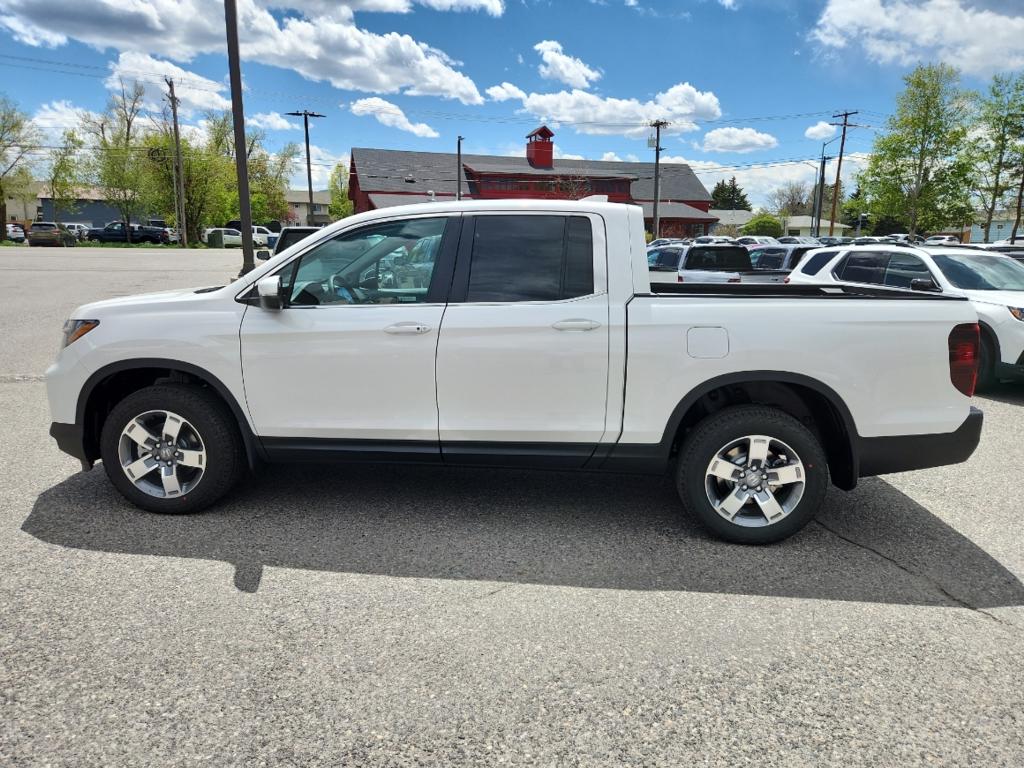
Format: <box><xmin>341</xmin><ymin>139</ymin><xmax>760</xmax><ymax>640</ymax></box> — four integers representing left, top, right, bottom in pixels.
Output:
<box><xmin>466</xmin><ymin>215</ymin><xmax>595</xmax><ymax>302</ymax></box>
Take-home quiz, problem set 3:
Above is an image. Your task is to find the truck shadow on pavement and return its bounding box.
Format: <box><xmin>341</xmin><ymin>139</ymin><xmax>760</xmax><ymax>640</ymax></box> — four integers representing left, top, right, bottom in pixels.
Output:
<box><xmin>23</xmin><ymin>463</ymin><xmax>1024</xmax><ymax>608</ymax></box>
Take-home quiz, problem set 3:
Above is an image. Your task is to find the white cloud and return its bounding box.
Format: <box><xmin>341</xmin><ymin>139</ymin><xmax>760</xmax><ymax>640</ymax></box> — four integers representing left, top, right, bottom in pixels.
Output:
<box><xmin>246</xmin><ymin>111</ymin><xmax>301</xmax><ymax>130</ymax></box>
<box><xmin>601</xmin><ymin>151</ymin><xmax>622</xmax><ymax>161</ymax></box>
<box><xmin>288</xmin><ymin>143</ymin><xmax>348</xmax><ymax>188</ymax></box>
<box><xmin>804</xmin><ymin>120</ymin><xmax>836</xmax><ymax>140</ymax></box>
<box><xmin>0</xmin><ymin>0</ymin><xmax>485</xmax><ymax>104</ymax></box>
<box><xmin>813</xmin><ymin>0</ymin><xmax>1024</xmax><ymax>76</ymax></box>
<box><xmin>718</xmin><ymin>0</ymin><xmax>737</xmax><ymax>8</ymax></box>
<box><xmin>489</xmin><ymin>81</ymin><xmax>721</xmax><ymax>137</ymax></box>
<box><xmin>350</xmin><ymin>97</ymin><xmax>439</xmax><ymax>137</ymax></box>
<box><xmin>702</xmin><ymin>126</ymin><xmax>778</xmax><ymax>153</ymax></box>
<box><xmin>105</xmin><ymin>52</ymin><xmax>232</xmax><ymax>117</ymax></box>
<box><xmin>533</xmin><ymin>40</ymin><xmax>601</xmax><ymax>89</ymax></box>
<box><xmin>32</xmin><ymin>100</ymin><xmax>96</xmax><ymax>131</ymax></box>
<box><xmin>486</xmin><ymin>82</ymin><xmax>527</xmax><ymax>102</ymax></box>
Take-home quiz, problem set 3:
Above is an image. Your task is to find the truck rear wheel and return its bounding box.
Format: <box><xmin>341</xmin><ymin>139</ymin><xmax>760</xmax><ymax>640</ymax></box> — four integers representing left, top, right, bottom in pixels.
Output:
<box><xmin>99</xmin><ymin>384</ymin><xmax>244</xmax><ymax>514</ymax></box>
<box><xmin>676</xmin><ymin>406</ymin><xmax>828</xmax><ymax>544</ymax></box>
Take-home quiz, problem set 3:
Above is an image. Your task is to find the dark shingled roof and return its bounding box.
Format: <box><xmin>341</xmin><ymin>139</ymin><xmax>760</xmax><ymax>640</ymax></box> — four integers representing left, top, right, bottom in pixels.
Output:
<box><xmin>351</xmin><ymin>147</ymin><xmax>711</xmax><ymax>204</ymax></box>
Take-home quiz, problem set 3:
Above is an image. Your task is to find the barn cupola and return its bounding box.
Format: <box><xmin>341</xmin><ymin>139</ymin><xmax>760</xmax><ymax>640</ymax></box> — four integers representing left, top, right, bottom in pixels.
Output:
<box><xmin>526</xmin><ymin>125</ymin><xmax>554</xmax><ymax>168</ymax></box>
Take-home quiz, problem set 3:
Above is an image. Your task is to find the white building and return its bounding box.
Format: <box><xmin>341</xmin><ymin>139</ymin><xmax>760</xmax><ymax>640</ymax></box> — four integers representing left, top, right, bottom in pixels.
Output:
<box><xmin>781</xmin><ymin>215</ymin><xmax>850</xmax><ymax>237</ymax></box>
<box><xmin>286</xmin><ymin>189</ymin><xmax>331</xmax><ymax>226</ymax></box>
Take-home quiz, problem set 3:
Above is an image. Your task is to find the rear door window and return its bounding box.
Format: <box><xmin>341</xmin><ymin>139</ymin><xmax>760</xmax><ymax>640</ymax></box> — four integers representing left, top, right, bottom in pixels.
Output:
<box><xmin>834</xmin><ymin>251</ymin><xmax>888</xmax><ymax>284</ymax></box>
<box><xmin>883</xmin><ymin>252</ymin><xmax>932</xmax><ymax>288</ymax></box>
<box><xmin>466</xmin><ymin>215</ymin><xmax>595</xmax><ymax>302</ymax></box>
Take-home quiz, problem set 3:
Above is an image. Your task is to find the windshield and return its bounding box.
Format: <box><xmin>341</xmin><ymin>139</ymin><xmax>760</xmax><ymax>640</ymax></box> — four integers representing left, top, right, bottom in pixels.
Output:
<box><xmin>931</xmin><ymin>254</ymin><xmax>1024</xmax><ymax>291</ymax></box>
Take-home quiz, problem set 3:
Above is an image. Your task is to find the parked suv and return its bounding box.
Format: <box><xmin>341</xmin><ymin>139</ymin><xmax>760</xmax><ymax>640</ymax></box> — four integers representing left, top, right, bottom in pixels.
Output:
<box><xmin>28</xmin><ymin>221</ymin><xmax>77</xmax><ymax>247</ymax></box>
<box><xmin>789</xmin><ymin>244</ymin><xmax>1024</xmax><ymax>387</ymax></box>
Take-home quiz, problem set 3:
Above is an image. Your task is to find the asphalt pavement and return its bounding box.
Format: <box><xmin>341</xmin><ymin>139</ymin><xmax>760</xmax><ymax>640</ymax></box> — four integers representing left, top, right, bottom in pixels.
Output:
<box><xmin>1</xmin><ymin>247</ymin><xmax>1022</xmax><ymax>766</ymax></box>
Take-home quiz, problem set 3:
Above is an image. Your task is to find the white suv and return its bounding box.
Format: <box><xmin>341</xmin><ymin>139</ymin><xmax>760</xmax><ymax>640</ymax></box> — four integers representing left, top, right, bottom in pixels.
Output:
<box><xmin>789</xmin><ymin>244</ymin><xmax>1024</xmax><ymax>387</ymax></box>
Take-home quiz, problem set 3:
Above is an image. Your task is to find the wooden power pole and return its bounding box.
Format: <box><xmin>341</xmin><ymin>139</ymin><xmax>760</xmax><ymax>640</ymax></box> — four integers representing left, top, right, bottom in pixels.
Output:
<box><xmin>224</xmin><ymin>0</ymin><xmax>255</xmax><ymax>274</ymax></box>
<box><xmin>828</xmin><ymin>110</ymin><xmax>859</xmax><ymax>236</ymax></box>
<box><xmin>165</xmin><ymin>77</ymin><xmax>188</xmax><ymax>247</ymax></box>
<box><xmin>286</xmin><ymin>109</ymin><xmax>325</xmax><ymax>225</ymax></box>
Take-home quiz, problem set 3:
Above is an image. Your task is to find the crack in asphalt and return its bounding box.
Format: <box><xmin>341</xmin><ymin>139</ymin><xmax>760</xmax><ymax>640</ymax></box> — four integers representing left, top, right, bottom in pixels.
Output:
<box><xmin>814</xmin><ymin>519</ymin><xmax>1012</xmax><ymax>626</ymax></box>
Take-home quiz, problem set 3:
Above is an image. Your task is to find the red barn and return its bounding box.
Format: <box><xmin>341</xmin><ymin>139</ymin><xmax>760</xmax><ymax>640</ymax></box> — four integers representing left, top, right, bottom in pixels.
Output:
<box><xmin>349</xmin><ymin>126</ymin><xmax>717</xmax><ymax>237</ymax></box>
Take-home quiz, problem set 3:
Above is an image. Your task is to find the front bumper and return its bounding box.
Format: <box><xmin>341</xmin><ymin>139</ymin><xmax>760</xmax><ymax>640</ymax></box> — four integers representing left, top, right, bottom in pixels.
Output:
<box><xmin>857</xmin><ymin>407</ymin><xmax>983</xmax><ymax>477</ymax></box>
<box><xmin>49</xmin><ymin>422</ymin><xmax>93</xmax><ymax>471</ymax></box>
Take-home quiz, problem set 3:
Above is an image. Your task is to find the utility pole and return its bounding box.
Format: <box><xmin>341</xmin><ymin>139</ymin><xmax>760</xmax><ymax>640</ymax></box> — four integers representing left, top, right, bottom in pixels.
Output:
<box><xmin>813</xmin><ymin>152</ymin><xmax>830</xmax><ymax>237</ymax></box>
<box><xmin>456</xmin><ymin>135</ymin><xmax>464</xmax><ymax>200</ymax></box>
<box><xmin>224</xmin><ymin>0</ymin><xmax>255</xmax><ymax>274</ymax></box>
<box><xmin>287</xmin><ymin>109</ymin><xmax>325</xmax><ymax>225</ymax></box>
<box><xmin>650</xmin><ymin>120</ymin><xmax>668</xmax><ymax>238</ymax></box>
<box><xmin>164</xmin><ymin>77</ymin><xmax>188</xmax><ymax>248</ymax></box>
<box><xmin>827</xmin><ymin>110</ymin><xmax>859</xmax><ymax>236</ymax></box>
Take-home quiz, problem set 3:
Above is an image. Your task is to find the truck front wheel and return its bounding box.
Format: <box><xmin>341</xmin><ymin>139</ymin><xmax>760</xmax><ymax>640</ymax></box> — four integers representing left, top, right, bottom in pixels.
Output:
<box><xmin>99</xmin><ymin>384</ymin><xmax>244</xmax><ymax>514</ymax></box>
<box><xmin>676</xmin><ymin>406</ymin><xmax>828</xmax><ymax>544</ymax></box>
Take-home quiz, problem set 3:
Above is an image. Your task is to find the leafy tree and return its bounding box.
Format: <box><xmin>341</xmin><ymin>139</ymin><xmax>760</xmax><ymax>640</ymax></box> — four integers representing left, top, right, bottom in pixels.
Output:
<box><xmin>83</xmin><ymin>79</ymin><xmax>148</xmax><ymax>242</ymax></box>
<box><xmin>47</xmin><ymin>130</ymin><xmax>84</xmax><ymax>223</ymax></box>
<box><xmin>858</xmin><ymin>63</ymin><xmax>974</xmax><ymax>235</ymax></box>
<box><xmin>328</xmin><ymin>160</ymin><xmax>353</xmax><ymax>220</ymax></box>
<box><xmin>969</xmin><ymin>73</ymin><xmax>1024</xmax><ymax>242</ymax></box>
<box><xmin>0</xmin><ymin>95</ymin><xmax>40</xmax><ymax>241</ymax></box>
<box><xmin>710</xmin><ymin>176</ymin><xmax>751</xmax><ymax>210</ymax></box>
<box><xmin>741</xmin><ymin>211</ymin><xmax>783</xmax><ymax>237</ymax></box>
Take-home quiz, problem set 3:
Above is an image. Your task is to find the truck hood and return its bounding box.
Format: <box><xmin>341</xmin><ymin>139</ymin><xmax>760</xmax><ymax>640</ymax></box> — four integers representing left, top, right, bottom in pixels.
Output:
<box><xmin>75</xmin><ymin>286</ymin><xmax>224</xmax><ymax>316</ymax></box>
<box><xmin>957</xmin><ymin>289</ymin><xmax>1024</xmax><ymax>308</ymax></box>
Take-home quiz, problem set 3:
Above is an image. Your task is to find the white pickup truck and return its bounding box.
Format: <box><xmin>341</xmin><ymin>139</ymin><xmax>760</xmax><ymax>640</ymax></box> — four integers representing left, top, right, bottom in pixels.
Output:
<box><xmin>47</xmin><ymin>199</ymin><xmax>983</xmax><ymax>544</ymax></box>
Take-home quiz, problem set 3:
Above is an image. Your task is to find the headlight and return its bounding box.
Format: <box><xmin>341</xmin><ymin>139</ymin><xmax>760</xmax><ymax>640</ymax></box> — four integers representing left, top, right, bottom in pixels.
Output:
<box><xmin>1008</xmin><ymin>307</ymin><xmax>1024</xmax><ymax>322</ymax></box>
<box><xmin>62</xmin><ymin>319</ymin><xmax>99</xmax><ymax>348</ymax></box>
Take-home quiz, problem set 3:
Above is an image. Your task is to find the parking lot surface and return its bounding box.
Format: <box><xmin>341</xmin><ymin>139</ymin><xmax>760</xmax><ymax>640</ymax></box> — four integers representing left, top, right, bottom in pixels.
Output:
<box><xmin>1</xmin><ymin>247</ymin><xmax>1023</xmax><ymax>766</ymax></box>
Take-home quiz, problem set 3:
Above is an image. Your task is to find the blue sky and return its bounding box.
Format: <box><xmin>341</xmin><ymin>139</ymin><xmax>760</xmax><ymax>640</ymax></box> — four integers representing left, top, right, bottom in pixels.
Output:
<box><xmin>1</xmin><ymin>0</ymin><xmax>1022</xmax><ymax>205</ymax></box>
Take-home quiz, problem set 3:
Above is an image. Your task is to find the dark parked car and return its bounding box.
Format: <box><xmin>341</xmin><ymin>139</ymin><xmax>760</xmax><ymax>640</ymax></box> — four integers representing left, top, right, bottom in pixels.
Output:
<box><xmin>28</xmin><ymin>222</ymin><xmax>77</xmax><ymax>247</ymax></box>
<box><xmin>87</xmin><ymin>222</ymin><xmax>169</xmax><ymax>244</ymax></box>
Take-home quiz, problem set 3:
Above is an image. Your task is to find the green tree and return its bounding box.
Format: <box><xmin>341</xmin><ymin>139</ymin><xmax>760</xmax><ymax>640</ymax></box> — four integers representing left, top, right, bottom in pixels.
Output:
<box><xmin>328</xmin><ymin>160</ymin><xmax>353</xmax><ymax>220</ymax></box>
<box><xmin>47</xmin><ymin>129</ymin><xmax>84</xmax><ymax>223</ymax></box>
<box><xmin>710</xmin><ymin>176</ymin><xmax>751</xmax><ymax>211</ymax></box>
<box><xmin>0</xmin><ymin>95</ymin><xmax>40</xmax><ymax>241</ymax></box>
<box><xmin>741</xmin><ymin>211</ymin><xmax>783</xmax><ymax>237</ymax></box>
<box><xmin>969</xmin><ymin>73</ymin><xmax>1024</xmax><ymax>242</ymax></box>
<box><xmin>858</xmin><ymin>63</ymin><xmax>974</xmax><ymax>235</ymax></box>
<box><xmin>84</xmin><ymin>79</ymin><xmax>147</xmax><ymax>241</ymax></box>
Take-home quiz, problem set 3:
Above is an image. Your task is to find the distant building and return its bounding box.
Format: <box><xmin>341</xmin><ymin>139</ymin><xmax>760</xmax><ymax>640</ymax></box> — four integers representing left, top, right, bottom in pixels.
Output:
<box><xmin>968</xmin><ymin>213</ymin><xmax>1019</xmax><ymax>243</ymax></box>
<box><xmin>349</xmin><ymin>126</ymin><xmax>718</xmax><ymax>238</ymax></box>
<box><xmin>286</xmin><ymin>189</ymin><xmax>331</xmax><ymax>226</ymax></box>
<box><xmin>710</xmin><ymin>209</ymin><xmax>754</xmax><ymax>233</ymax></box>
<box><xmin>781</xmin><ymin>215</ymin><xmax>850</xmax><ymax>237</ymax></box>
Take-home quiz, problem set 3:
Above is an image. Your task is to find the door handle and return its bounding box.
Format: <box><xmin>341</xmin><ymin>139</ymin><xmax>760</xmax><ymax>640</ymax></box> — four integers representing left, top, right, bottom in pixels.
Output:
<box><xmin>552</xmin><ymin>318</ymin><xmax>601</xmax><ymax>332</ymax></box>
<box><xmin>383</xmin><ymin>322</ymin><xmax>432</xmax><ymax>335</ymax></box>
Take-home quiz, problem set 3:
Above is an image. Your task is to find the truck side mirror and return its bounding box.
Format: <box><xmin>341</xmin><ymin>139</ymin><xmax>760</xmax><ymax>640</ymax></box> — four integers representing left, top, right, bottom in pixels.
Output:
<box><xmin>256</xmin><ymin>249</ymin><xmax>271</xmax><ymax>261</ymax></box>
<box><xmin>910</xmin><ymin>278</ymin><xmax>940</xmax><ymax>293</ymax></box>
<box><xmin>256</xmin><ymin>275</ymin><xmax>284</xmax><ymax>310</ymax></box>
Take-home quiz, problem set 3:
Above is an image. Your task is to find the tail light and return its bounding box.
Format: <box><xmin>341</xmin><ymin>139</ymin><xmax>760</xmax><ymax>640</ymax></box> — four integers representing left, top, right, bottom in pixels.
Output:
<box><xmin>783</xmin><ymin>276</ymin><xmax>791</xmax><ymax>284</ymax></box>
<box><xmin>677</xmin><ymin>275</ymin><xmax>684</xmax><ymax>283</ymax></box>
<box><xmin>727</xmin><ymin>277</ymin><xmax>741</xmax><ymax>283</ymax></box>
<box><xmin>948</xmin><ymin>323</ymin><xmax>979</xmax><ymax>397</ymax></box>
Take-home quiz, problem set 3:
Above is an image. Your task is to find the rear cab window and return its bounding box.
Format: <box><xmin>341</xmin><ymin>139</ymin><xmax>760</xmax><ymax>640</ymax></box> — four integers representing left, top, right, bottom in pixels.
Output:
<box><xmin>683</xmin><ymin>246</ymin><xmax>752</xmax><ymax>272</ymax></box>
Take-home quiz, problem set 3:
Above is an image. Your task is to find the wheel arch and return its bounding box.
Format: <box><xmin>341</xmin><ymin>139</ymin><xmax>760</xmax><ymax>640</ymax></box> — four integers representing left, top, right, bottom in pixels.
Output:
<box><xmin>77</xmin><ymin>359</ymin><xmax>263</xmax><ymax>470</ymax></box>
<box><xmin>597</xmin><ymin>371</ymin><xmax>860</xmax><ymax>489</ymax></box>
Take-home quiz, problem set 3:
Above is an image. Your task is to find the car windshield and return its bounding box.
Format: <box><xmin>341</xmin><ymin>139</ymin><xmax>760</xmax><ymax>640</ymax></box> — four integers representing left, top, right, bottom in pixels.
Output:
<box><xmin>931</xmin><ymin>254</ymin><xmax>1024</xmax><ymax>291</ymax></box>
<box><xmin>684</xmin><ymin>246</ymin><xmax>751</xmax><ymax>271</ymax></box>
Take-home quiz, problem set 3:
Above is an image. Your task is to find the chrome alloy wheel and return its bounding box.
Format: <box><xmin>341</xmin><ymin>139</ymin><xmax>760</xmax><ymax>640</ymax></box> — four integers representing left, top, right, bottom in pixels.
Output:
<box><xmin>117</xmin><ymin>410</ymin><xmax>207</xmax><ymax>499</ymax></box>
<box><xmin>704</xmin><ymin>434</ymin><xmax>806</xmax><ymax>528</ymax></box>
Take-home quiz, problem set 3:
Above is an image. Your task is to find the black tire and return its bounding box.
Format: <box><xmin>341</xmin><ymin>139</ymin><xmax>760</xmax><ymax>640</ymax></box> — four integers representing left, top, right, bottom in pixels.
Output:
<box><xmin>976</xmin><ymin>335</ymin><xmax>997</xmax><ymax>392</ymax></box>
<box><xmin>675</xmin><ymin>405</ymin><xmax>829</xmax><ymax>545</ymax></box>
<box><xmin>100</xmin><ymin>384</ymin><xmax>245</xmax><ymax>514</ymax></box>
